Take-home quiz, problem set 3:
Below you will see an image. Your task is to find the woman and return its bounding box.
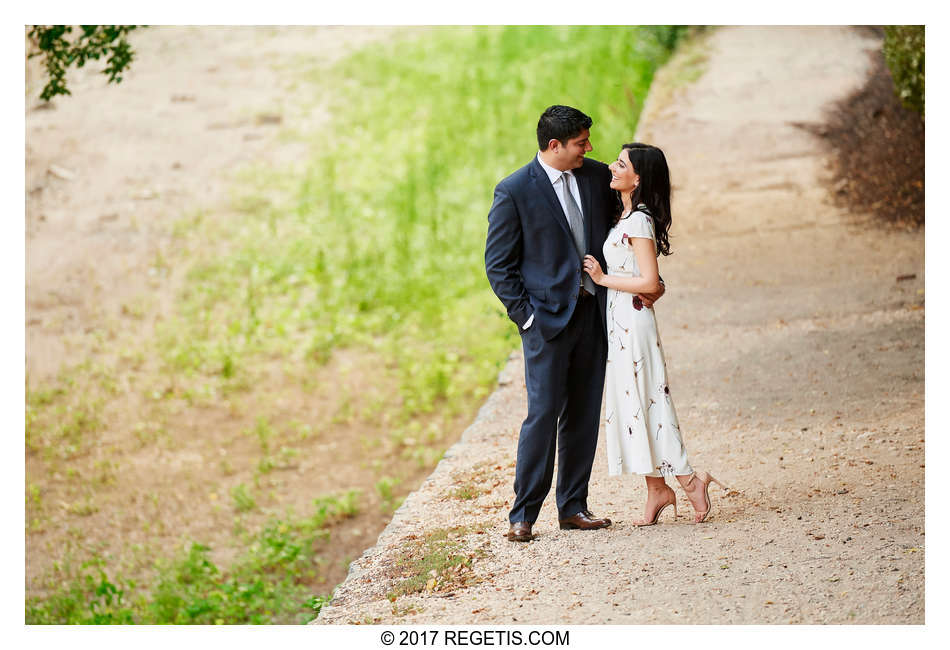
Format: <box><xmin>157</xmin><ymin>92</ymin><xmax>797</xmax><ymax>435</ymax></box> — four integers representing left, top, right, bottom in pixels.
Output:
<box><xmin>583</xmin><ymin>143</ymin><xmax>724</xmax><ymax>525</ymax></box>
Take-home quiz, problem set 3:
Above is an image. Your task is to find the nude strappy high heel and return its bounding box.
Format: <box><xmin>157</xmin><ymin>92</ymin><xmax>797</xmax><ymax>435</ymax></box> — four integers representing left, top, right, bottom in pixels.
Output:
<box><xmin>634</xmin><ymin>485</ymin><xmax>677</xmax><ymax>527</ymax></box>
<box><xmin>683</xmin><ymin>471</ymin><xmax>725</xmax><ymax>523</ymax></box>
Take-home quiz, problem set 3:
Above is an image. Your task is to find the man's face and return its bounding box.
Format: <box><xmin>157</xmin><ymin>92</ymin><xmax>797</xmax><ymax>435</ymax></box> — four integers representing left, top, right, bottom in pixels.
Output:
<box><xmin>549</xmin><ymin>129</ymin><xmax>592</xmax><ymax>170</ymax></box>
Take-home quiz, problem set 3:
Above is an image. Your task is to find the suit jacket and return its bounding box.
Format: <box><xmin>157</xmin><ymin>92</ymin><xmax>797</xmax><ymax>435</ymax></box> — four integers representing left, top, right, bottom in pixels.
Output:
<box><xmin>485</xmin><ymin>156</ymin><xmax>614</xmax><ymax>341</ymax></box>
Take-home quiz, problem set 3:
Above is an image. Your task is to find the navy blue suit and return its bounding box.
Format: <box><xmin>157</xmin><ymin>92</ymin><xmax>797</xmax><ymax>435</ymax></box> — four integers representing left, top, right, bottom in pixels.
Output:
<box><xmin>485</xmin><ymin>156</ymin><xmax>614</xmax><ymax>523</ymax></box>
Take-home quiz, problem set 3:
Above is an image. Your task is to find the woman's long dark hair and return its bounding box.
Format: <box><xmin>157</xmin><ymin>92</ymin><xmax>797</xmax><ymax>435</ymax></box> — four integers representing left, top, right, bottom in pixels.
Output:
<box><xmin>612</xmin><ymin>143</ymin><xmax>672</xmax><ymax>256</ymax></box>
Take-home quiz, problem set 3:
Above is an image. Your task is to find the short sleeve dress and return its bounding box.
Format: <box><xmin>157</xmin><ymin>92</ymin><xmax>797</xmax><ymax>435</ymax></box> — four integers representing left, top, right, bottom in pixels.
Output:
<box><xmin>603</xmin><ymin>205</ymin><xmax>693</xmax><ymax>478</ymax></box>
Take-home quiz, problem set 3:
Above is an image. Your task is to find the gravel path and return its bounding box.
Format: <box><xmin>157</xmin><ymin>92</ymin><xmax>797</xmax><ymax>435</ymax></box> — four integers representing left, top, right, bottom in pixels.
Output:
<box><xmin>315</xmin><ymin>26</ymin><xmax>924</xmax><ymax>626</ymax></box>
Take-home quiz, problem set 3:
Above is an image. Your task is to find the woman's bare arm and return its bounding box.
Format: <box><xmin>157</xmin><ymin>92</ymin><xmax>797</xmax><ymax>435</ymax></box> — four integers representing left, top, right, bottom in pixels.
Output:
<box><xmin>583</xmin><ymin>237</ymin><xmax>662</xmax><ymax>294</ymax></box>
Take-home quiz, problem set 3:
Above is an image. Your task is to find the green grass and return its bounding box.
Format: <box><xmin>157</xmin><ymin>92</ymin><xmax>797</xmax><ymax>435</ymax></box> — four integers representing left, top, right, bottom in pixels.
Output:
<box><xmin>447</xmin><ymin>484</ymin><xmax>485</xmax><ymax>500</ymax></box>
<box><xmin>26</xmin><ymin>25</ymin><xmax>688</xmax><ymax>624</ymax></box>
<box><xmin>230</xmin><ymin>483</ymin><xmax>257</xmax><ymax>512</ymax></box>
<box><xmin>25</xmin><ymin>491</ymin><xmax>361</xmax><ymax>624</ymax></box>
<box><xmin>375</xmin><ymin>476</ymin><xmax>403</xmax><ymax>513</ymax></box>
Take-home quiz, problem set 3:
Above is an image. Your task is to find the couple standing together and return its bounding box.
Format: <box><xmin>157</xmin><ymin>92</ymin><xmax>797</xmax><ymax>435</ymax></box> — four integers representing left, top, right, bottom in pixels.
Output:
<box><xmin>485</xmin><ymin>105</ymin><xmax>723</xmax><ymax>542</ymax></box>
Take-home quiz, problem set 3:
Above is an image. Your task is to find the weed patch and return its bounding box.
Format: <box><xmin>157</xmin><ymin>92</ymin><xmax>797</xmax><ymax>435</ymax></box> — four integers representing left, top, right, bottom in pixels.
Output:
<box><xmin>444</xmin><ymin>460</ymin><xmax>504</xmax><ymax>500</ymax></box>
<box><xmin>388</xmin><ymin>523</ymin><xmax>491</xmax><ymax>598</ymax></box>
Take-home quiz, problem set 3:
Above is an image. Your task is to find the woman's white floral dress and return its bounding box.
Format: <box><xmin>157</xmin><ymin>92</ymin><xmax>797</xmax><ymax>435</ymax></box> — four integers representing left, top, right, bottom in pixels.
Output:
<box><xmin>603</xmin><ymin>206</ymin><xmax>693</xmax><ymax>478</ymax></box>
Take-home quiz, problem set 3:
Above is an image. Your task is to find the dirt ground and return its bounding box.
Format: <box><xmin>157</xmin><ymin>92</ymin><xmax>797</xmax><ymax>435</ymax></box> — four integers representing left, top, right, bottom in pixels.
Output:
<box><xmin>316</xmin><ymin>26</ymin><xmax>925</xmax><ymax>625</ymax></box>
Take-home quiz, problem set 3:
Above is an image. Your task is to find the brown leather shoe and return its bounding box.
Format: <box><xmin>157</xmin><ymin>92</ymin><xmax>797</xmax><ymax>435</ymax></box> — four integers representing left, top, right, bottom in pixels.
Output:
<box><xmin>559</xmin><ymin>510</ymin><xmax>612</xmax><ymax>530</ymax></box>
<box><xmin>507</xmin><ymin>521</ymin><xmax>535</xmax><ymax>542</ymax></box>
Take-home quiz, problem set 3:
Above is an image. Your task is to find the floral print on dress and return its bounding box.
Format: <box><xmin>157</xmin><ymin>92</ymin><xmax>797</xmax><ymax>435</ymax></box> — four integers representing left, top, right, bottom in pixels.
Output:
<box><xmin>656</xmin><ymin>460</ymin><xmax>675</xmax><ymax>477</ymax></box>
<box><xmin>603</xmin><ymin>207</ymin><xmax>692</xmax><ymax>479</ymax></box>
<box><xmin>632</xmin><ymin>356</ymin><xmax>644</xmax><ymax>381</ymax></box>
<box><xmin>659</xmin><ymin>382</ymin><xmax>672</xmax><ymax>405</ymax></box>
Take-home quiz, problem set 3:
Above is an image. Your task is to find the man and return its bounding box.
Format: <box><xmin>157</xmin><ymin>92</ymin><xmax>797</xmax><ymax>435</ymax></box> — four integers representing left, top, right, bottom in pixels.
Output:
<box><xmin>485</xmin><ymin>105</ymin><xmax>663</xmax><ymax>542</ymax></box>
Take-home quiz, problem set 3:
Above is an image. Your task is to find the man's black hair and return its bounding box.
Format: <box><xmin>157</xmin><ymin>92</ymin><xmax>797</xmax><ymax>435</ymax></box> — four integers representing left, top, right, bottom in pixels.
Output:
<box><xmin>537</xmin><ymin>105</ymin><xmax>593</xmax><ymax>151</ymax></box>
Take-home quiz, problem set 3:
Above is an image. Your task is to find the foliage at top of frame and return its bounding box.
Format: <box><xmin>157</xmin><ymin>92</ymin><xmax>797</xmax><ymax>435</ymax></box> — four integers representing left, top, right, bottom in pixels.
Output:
<box><xmin>27</xmin><ymin>25</ymin><xmax>142</xmax><ymax>102</ymax></box>
<box><xmin>883</xmin><ymin>26</ymin><xmax>924</xmax><ymax>116</ymax></box>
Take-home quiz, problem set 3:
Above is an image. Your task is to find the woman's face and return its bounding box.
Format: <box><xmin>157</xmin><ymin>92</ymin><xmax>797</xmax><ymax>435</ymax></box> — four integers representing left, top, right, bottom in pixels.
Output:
<box><xmin>608</xmin><ymin>148</ymin><xmax>639</xmax><ymax>193</ymax></box>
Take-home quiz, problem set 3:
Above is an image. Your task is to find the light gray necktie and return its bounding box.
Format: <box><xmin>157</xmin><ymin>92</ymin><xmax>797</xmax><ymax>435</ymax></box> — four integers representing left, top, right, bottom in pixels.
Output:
<box><xmin>561</xmin><ymin>172</ymin><xmax>596</xmax><ymax>295</ymax></box>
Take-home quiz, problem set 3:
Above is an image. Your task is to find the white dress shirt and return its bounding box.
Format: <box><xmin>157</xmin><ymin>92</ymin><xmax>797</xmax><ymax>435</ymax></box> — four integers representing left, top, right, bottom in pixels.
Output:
<box><xmin>536</xmin><ymin>152</ymin><xmax>585</xmax><ymax>223</ymax></box>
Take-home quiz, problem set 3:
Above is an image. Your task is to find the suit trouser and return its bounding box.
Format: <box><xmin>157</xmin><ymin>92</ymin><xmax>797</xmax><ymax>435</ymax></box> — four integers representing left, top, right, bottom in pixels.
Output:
<box><xmin>509</xmin><ymin>295</ymin><xmax>607</xmax><ymax>524</ymax></box>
